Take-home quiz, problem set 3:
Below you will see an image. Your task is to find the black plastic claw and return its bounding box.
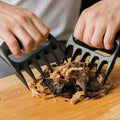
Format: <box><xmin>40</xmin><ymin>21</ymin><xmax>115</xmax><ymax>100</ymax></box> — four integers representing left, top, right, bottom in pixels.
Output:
<box><xmin>71</xmin><ymin>47</ymin><xmax>77</xmax><ymax>62</ymax></box>
<box><xmin>104</xmin><ymin>62</ymin><xmax>114</xmax><ymax>83</ymax></box>
<box><xmin>53</xmin><ymin>46</ymin><xmax>67</xmax><ymax>62</ymax></box>
<box><xmin>88</xmin><ymin>56</ymin><xmax>98</xmax><ymax>68</ymax></box>
<box><xmin>96</xmin><ymin>60</ymin><xmax>107</xmax><ymax>78</ymax></box>
<box><xmin>49</xmin><ymin>47</ymin><xmax>60</xmax><ymax>65</ymax></box>
<box><xmin>57</xmin><ymin>47</ymin><xmax>66</xmax><ymax>60</ymax></box>
<box><xmin>95</xmin><ymin>61</ymin><xmax>102</xmax><ymax>77</ymax></box>
<box><xmin>15</xmin><ymin>70</ymin><xmax>29</xmax><ymax>89</ymax></box>
<box><xmin>80</xmin><ymin>51</ymin><xmax>86</xmax><ymax>62</ymax></box>
<box><xmin>24</xmin><ymin>63</ymin><xmax>36</xmax><ymax>82</ymax></box>
<box><xmin>88</xmin><ymin>55</ymin><xmax>94</xmax><ymax>68</ymax></box>
<box><xmin>32</xmin><ymin>57</ymin><xmax>44</xmax><ymax>77</ymax></box>
<box><xmin>40</xmin><ymin>52</ymin><xmax>53</xmax><ymax>72</ymax></box>
<box><xmin>48</xmin><ymin>33</ymin><xmax>66</xmax><ymax>61</ymax></box>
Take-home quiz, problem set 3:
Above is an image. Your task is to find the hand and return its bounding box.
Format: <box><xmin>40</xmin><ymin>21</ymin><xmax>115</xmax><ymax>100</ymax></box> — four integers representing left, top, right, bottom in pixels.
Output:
<box><xmin>74</xmin><ymin>0</ymin><xmax>120</xmax><ymax>50</ymax></box>
<box><xmin>0</xmin><ymin>1</ymin><xmax>49</xmax><ymax>57</ymax></box>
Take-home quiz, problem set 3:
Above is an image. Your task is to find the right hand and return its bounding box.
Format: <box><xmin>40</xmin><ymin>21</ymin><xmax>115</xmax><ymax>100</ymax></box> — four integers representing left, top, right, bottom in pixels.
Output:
<box><xmin>0</xmin><ymin>1</ymin><xmax>50</xmax><ymax>57</ymax></box>
<box><xmin>74</xmin><ymin>0</ymin><xmax>120</xmax><ymax>50</ymax></box>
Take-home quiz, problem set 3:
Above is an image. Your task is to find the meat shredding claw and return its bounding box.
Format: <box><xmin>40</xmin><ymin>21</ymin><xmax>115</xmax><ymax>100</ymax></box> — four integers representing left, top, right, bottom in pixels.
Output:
<box><xmin>0</xmin><ymin>33</ymin><xmax>67</xmax><ymax>89</ymax></box>
<box><xmin>65</xmin><ymin>32</ymin><xmax>120</xmax><ymax>83</ymax></box>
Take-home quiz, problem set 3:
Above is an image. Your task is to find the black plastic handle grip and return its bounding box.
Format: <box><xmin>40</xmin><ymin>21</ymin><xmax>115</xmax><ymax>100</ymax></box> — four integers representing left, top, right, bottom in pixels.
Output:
<box><xmin>0</xmin><ymin>33</ymin><xmax>53</xmax><ymax>56</ymax></box>
<box><xmin>73</xmin><ymin>32</ymin><xmax>120</xmax><ymax>57</ymax></box>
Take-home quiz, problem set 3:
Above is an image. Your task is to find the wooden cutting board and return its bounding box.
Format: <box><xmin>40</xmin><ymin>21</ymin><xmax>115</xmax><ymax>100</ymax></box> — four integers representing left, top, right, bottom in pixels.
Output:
<box><xmin>0</xmin><ymin>58</ymin><xmax>120</xmax><ymax>120</ymax></box>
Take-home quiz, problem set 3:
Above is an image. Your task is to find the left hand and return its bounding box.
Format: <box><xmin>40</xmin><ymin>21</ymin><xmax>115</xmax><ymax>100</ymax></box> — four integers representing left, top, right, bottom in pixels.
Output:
<box><xmin>74</xmin><ymin>0</ymin><xmax>120</xmax><ymax>50</ymax></box>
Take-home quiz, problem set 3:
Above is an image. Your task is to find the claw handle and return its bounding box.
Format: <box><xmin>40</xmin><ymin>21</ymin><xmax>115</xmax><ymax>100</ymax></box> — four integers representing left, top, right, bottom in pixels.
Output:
<box><xmin>73</xmin><ymin>32</ymin><xmax>120</xmax><ymax>56</ymax></box>
<box><xmin>0</xmin><ymin>33</ymin><xmax>53</xmax><ymax>56</ymax></box>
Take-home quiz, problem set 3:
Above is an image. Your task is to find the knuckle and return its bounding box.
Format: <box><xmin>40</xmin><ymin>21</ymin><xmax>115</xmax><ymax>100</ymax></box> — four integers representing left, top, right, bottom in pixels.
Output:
<box><xmin>81</xmin><ymin>8</ymin><xmax>97</xmax><ymax>18</ymax></box>
<box><xmin>109</xmin><ymin>20</ymin><xmax>118</xmax><ymax>28</ymax></box>
<box><xmin>105</xmin><ymin>44</ymin><xmax>112</xmax><ymax>50</ymax></box>
<box><xmin>81</xmin><ymin>9</ymin><xmax>88</xmax><ymax>17</ymax></box>
<box><xmin>9</xmin><ymin>40</ymin><xmax>17</xmax><ymax>47</ymax></box>
<box><xmin>8</xmin><ymin>41</ymin><xmax>21</xmax><ymax>56</ymax></box>
<box><xmin>83</xmin><ymin>37</ymin><xmax>90</xmax><ymax>44</ymax></box>
<box><xmin>99</xmin><ymin>16</ymin><xmax>108</xmax><ymax>25</ymax></box>
<box><xmin>104</xmin><ymin>39</ymin><xmax>112</xmax><ymax>50</ymax></box>
<box><xmin>11</xmin><ymin>18</ymin><xmax>18</xmax><ymax>25</ymax></box>
<box><xmin>91</xmin><ymin>40</ymin><xmax>99</xmax><ymax>47</ymax></box>
<box><xmin>90</xmin><ymin>12</ymin><xmax>99</xmax><ymax>21</ymax></box>
<box><xmin>23</xmin><ymin>45</ymin><xmax>32</xmax><ymax>53</ymax></box>
<box><xmin>25</xmin><ymin>38</ymin><xmax>33</xmax><ymax>47</ymax></box>
<box><xmin>91</xmin><ymin>11</ymin><xmax>98</xmax><ymax>18</ymax></box>
<box><xmin>43</xmin><ymin>27</ymin><xmax>50</xmax><ymax>37</ymax></box>
<box><xmin>102</xmin><ymin>16</ymin><xmax>108</xmax><ymax>22</ymax></box>
<box><xmin>27</xmin><ymin>11</ymin><xmax>36</xmax><ymax>17</ymax></box>
<box><xmin>0</xmin><ymin>23</ymin><xmax>9</xmax><ymax>30</ymax></box>
<box><xmin>9</xmin><ymin>16</ymin><xmax>19</xmax><ymax>25</ymax></box>
<box><xmin>33</xmin><ymin>37</ymin><xmax>45</xmax><ymax>49</ymax></box>
<box><xmin>74</xmin><ymin>31</ymin><xmax>81</xmax><ymax>40</ymax></box>
<box><xmin>15</xmin><ymin>14</ymin><xmax>27</xmax><ymax>23</ymax></box>
<box><xmin>35</xmin><ymin>35</ymin><xmax>42</xmax><ymax>43</ymax></box>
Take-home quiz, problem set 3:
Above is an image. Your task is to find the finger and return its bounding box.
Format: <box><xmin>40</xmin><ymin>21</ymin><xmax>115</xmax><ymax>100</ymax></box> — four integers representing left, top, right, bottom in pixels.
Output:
<box><xmin>74</xmin><ymin>17</ymin><xmax>85</xmax><ymax>41</ymax></box>
<box><xmin>83</xmin><ymin>23</ymin><xmax>95</xmax><ymax>46</ymax></box>
<box><xmin>103</xmin><ymin>24</ymin><xmax>118</xmax><ymax>50</ymax></box>
<box><xmin>91</xmin><ymin>25</ymin><xmax>106</xmax><ymax>48</ymax></box>
<box><xmin>22</xmin><ymin>19</ymin><xmax>44</xmax><ymax>49</ymax></box>
<box><xmin>0</xmin><ymin>30</ymin><xmax>21</xmax><ymax>57</ymax></box>
<box><xmin>31</xmin><ymin>16</ymin><xmax>49</xmax><ymax>40</ymax></box>
<box><xmin>11</xmin><ymin>25</ymin><xmax>34</xmax><ymax>53</ymax></box>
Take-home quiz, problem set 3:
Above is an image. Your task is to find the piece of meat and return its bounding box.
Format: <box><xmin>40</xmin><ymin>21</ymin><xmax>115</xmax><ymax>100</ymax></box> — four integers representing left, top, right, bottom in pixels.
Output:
<box><xmin>71</xmin><ymin>91</ymin><xmax>85</xmax><ymax>104</ymax></box>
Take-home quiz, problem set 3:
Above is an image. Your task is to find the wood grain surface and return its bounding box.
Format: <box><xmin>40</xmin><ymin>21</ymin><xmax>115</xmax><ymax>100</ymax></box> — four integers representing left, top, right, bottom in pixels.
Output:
<box><xmin>0</xmin><ymin>57</ymin><xmax>120</xmax><ymax>120</ymax></box>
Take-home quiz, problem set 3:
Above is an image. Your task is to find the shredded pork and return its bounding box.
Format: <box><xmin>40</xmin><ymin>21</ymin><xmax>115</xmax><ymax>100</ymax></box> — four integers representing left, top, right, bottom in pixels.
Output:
<box><xmin>29</xmin><ymin>61</ymin><xmax>113</xmax><ymax>104</ymax></box>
